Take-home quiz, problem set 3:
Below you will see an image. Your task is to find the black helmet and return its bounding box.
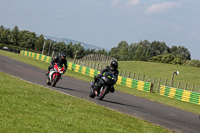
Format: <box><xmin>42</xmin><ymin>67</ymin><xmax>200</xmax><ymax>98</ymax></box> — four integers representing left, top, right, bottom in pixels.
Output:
<box><xmin>60</xmin><ymin>52</ymin><xmax>66</xmax><ymax>58</ymax></box>
<box><xmin>110</xmin><ymin>60</ymin><xmax>118</xmax><ymax>70</ymax></box>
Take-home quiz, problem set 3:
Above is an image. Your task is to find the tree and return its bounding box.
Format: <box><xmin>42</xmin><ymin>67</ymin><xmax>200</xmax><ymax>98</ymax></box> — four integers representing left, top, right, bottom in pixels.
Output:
<box><xmin>176</xmin><ymin>46</ymin><xmax>191</xmax><ymax>60</ymax></box>
<box><xmin>129</xmin><ymin>40</ymin><xmax>151</xmax><ymax>61</ymax></box>
<box><xmin>150</xmin><ymin>41</ymin><xmax>169</xmax><ymax>57</ymax></box>
<box><xmin>35</xmin><ymin>34</ymin><xmax>44</xmax><ymax>51</ymax></box>
<box><xmin>109</xmin><ymin>47</ymin><xmax>118</xmax><ymax>59</ymax></box>
<box><xmin>116</xmin><ymin>41</ymin><xmax>130</xmax><ymax>60</ymax></box>
<box><xmin>11</xmin><ymin>26</ymin><xmax>19</xmax><ymax>46</ymax></box>
<box><xmin>44</xmin><ymin>40</ymin><xmax>53</xmax><ymax>55</ymax></box>
<box><xmin>128</xmin><ymin>43</ymin><xmax>139</xmax><ymax>59</ymax></box>
<box><xmin>0</xmin><ymin>25</ymin><xmax>5</xmax><ymax>43</ymax></box>
<box><xmin>184</xmin><ymin>60</ymin><xmax>200</xmax><ymax>67</ymax></box>
<box><xmin>18</xmin><ymin>30</ymin><xmax>36</xmax><ymax>49</ymax></box>
<box><xmin>133</xmin><ymin>45</ymin><xmax>148</xmax><ymax>61</ymax></box>
<box><xmin>66</xmin><ymin>42</ymin><xmax>74</xmax><ymax>58</ymax></box>
<box><xmin>30</xmin><ymin>32</ymin><xmax>37</xmax><ymax>49</ymax></box>
<box><xmin>73</xmin><ymin>43</ymin><xmax>85</xmax><ymax>59</ymax></box>
<box><xmin>52</xmin><ymin>41</ymin><xmax>66</xmax><ymax>56</ymax></box>
<box><xmin>170</xmin><ymin>46</ymin><xmax>191</xmax><ymax>60</ymax></box>
<box><xmin>151</xmin><ymin>54</ymin><xmax>186</xmax><ymax>65</ymax></box>
<box><xmin>84</xmin><ymin>49</ymin><xmax>92</xmax><ymax>56</ymax></box>
<box><xmin>1</xmin><ymin>28</ymin><xmax>11</xmax><ymax>44</ymax></box>
<box><xmin>96</xmin><ymin>49</ymin><xmax>107</xmax><ymax>55</ymax></box>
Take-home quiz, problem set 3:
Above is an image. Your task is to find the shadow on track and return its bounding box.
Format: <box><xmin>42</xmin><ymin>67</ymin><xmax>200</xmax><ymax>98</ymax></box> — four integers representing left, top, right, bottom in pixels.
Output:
<box><xmin>102</xmin><ymin>99</ymin><xmax>142</xmax><ymax>109</ymax></box>
<box><xmin>55</xmin><ymin>86</ymin><xmax>83</xmax><ymax>92</ymax></box>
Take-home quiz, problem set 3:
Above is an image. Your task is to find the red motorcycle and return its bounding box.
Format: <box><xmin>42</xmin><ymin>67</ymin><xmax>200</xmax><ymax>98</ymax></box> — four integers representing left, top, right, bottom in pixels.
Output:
<box><xmin>47</xmin><ymin>63</ymin><xmax>64</xmax><ymax>86</ymax></box>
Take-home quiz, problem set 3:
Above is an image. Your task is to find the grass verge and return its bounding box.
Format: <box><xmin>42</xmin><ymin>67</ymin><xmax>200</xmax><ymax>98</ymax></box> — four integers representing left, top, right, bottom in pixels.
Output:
<box><xmin>0</xmin><ymin>50</ymin><xmax>200</xmax><ymax>115</ymax></box>
<box><xmin>0</xmin><ymin>72</ymin><xmax>171</xmax><ymax>133</ymax></box>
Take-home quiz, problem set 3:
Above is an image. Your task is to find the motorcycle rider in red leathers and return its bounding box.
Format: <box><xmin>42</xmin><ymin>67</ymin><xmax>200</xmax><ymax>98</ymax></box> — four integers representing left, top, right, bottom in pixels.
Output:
<box><xmin>46</xmin><ymin>52</ymin><xmax>68</xmax><ymax>76</ymax></box>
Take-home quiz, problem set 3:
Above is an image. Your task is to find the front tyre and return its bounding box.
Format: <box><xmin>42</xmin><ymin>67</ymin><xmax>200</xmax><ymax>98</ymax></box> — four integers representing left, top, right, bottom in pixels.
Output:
<box><xmin>97</xmin><ymin>87</ymin><xmax>109</xmax><ymax>100</ymax></box>
<box><xmin>51</xmin><ymin>75</ymin><xmax>58</xmax><ymax>87</ymax></box>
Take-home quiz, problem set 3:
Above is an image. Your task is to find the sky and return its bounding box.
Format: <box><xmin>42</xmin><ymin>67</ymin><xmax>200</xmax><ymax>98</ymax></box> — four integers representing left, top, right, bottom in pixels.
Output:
<box><xmin>0</xmin><ymin>0</ymin><xmax>199</xmax><ymax>59</ymax></box>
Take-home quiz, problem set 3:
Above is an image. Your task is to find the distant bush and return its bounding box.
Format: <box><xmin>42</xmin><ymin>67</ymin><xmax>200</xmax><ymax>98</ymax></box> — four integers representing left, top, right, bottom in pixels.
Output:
<box><xmin>151</xmin><ymin>54</ymin><xmax>186</xmax><ymax>65</ymax></box>
<box><xmin>184</xmin><ymin>60</ymin><xmax>200</xmax><ymax>67</ymax></box>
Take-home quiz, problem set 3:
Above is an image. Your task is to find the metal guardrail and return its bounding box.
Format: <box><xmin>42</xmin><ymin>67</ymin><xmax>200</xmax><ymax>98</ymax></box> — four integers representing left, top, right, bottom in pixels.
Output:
<box><xmin>160</xmin><ymin>85</ymin><xmax>200</xmax><ymax>105</ymax></box>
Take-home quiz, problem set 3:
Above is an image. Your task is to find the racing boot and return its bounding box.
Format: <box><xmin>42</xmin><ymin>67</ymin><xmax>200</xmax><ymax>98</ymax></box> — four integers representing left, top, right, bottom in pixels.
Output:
<box><xmin>110</xmin><ymin>86</ymin><xmax>115</xmax><ymax>93</ymax></box>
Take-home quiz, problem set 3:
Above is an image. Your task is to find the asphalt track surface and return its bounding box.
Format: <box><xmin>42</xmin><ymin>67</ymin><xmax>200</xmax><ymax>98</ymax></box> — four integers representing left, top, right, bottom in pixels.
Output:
<box><xmin>0</xmin><ymin>54</ymin><xmax>200</xmax><ymax>133</ymax></box>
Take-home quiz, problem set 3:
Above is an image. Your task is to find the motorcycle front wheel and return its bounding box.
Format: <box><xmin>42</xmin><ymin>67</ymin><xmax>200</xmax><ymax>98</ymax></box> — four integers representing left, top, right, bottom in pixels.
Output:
<box><xmin>51</xmin><ymin>75</ymin><xmax>58</xmax><ymax>87</ymax></box>
<box><xmin>97</xmin><ymin>87</ymin><xmax>109</xmax><ymax>100</ymax></box>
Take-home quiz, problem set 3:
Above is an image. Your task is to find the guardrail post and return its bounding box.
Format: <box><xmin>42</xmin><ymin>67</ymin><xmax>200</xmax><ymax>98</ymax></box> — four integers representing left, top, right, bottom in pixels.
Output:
<box><xmin>150</xmin><ymin>83</ymin><xmax>154</xmax><ymax>93</ymax></box>
<box><xmin>143</xmin><ymin>75</ymin><xmax>145</xmax><ymax>81</ymax></box>
<box><xmin>97</xmin><ymin>64</ymin><xmax>99</xmax><ymax>71</ymax></box>
<box><xmin>148</xmin><ymin>76</ymin><xmax>150</xmax><ymax>82</ymax></box>
<box><xmin>138</xmin><ymin>74</ymin><xmax>140</xmax><ymax>80</ymax></box>
<box><xmin>177</xmin><ymin>82</ymin><xmax>180</xmax><ymax>89</ymax></box>
<box><xmin>184</xmin><ymin>83</ymin><xmax>188</xmax><ymax>90</ymax></box>
<box><xmin>133</xmin><ymin>73</ymin><xmax>135</xmax><ymax>79</ymax></box>
<box><xmin>153</xmin><ymin>77</ymin><xmax>156</xmax><ymax>90</ymax></box>
<box><xmin>94</xmin><ymin>63</ymin><xmax>96</xmax><ymax>69</ymax></box>
<box><xmin>171</xmin><ymin>80</ymin><xmax>174</xmax><ymax>87</ymax></box>
<box><xmin>191</xmin><ymin>84</ymin><xmax>195</xmax><ymax>92</ymax></box>
<box><xmin>90</xmin><ymin>62</ymin><xmax>92</xmax><ymax>68</ymax></box>
<box><xmin>124</xmin><ymin>71</ymin><xmax>126</xmax><ymax>77</ymax></box>
<box><xmin>157</xmin><ymin>78</ymin><xmax>161</xmax><ymax>93</ymax></box>
<box><xmin>120</xmin><ymin>70</ymin><xmax>122</xmax><ymax>76</ymax></box>
<box><xmin>128</xmin><ymin>72</ymin><xmax>131</xmax><ymax>78</ymax></box>
<box><xmin>164</xmin><ymin>79</ymin><xmax>167</xmax><ymax>86</ymax></box>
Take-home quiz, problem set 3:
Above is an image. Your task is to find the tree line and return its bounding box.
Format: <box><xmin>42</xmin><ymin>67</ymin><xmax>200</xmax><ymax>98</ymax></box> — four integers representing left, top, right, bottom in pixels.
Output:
<box><xmin>0</xmin><ymin>25</ymin><xmax>108</xmax><ymax>58</ymax></box>
<box><xmin>109</xmin><ymin>40</ymin><xmax>190</xmax><ymax>60</ymax></box>
<box><xmin>1</xmin><ymin>25</ymin><xmax>199</xmax><ymax>67</ymax></box>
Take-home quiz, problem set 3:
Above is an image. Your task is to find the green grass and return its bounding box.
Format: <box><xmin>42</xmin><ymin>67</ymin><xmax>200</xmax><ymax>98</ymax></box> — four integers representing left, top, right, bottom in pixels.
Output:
<box><xmin>0</xmin><ymin>50</ymin><xmax>200</xmax><ymax>115</ymax></box>
<box><xmin>0</xmin><ymin>72</ymin><xmax>171</xmax><ymax>133</ymax></box>
<box><xmin>118</xmin><ymin>61</ymin><xmax>200</xmax><ymax>92</ymax></box>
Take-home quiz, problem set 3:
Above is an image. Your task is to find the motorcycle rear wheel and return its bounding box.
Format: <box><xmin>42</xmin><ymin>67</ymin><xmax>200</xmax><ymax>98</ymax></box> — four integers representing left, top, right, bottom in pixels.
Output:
<box><xmin>47</xmin><ymin>78</ymin><xmax>50</xmax><ymax>85</ymax></box>
<box><xmin>89</xmin><ymin>87</ymin><xmax>95</xmax><ymax>98</ymax></box>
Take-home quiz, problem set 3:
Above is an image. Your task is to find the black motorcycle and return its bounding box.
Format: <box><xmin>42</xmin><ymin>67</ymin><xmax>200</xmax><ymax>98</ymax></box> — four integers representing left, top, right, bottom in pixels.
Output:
<box><xmin>89</xmin><ymin>72</ymin><xmax>116</xmax><ymax>100</ymax></box>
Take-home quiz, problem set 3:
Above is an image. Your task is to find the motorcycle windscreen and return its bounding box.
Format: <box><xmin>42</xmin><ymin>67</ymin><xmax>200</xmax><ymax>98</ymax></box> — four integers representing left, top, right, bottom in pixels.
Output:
<box><xmin>104</xmin><ymin>72</ymin><xmax>116</xmax><ymax>85</ymax></box>
<box><xmin>57</xmin><ymin>63</ymin><xmax>64</xmax><ymax>71</ymax></box>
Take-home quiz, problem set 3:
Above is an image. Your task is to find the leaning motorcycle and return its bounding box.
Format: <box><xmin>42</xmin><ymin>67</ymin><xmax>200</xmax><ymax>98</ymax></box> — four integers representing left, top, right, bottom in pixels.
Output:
<box><xmin>47</xmin><ymin>63</ymin><xmax>64</xmax><ymax>86</ymax></box>
<box><xmin>89</xmin><ymin>72</ymin><xmax>116</xmax><ymax>100</ymax></box>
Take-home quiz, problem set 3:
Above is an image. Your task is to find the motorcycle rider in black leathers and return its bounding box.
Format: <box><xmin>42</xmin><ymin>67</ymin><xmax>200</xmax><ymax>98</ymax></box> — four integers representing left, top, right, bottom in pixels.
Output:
<box><xmin>92</xmin><ymin>60</ymin><xmax>119</xmax><ymax>93</ymax></box>
<box><xmin>46</xmin><ymin>52</ymin><xmax>68</xmax><ymax>76</ymax></box>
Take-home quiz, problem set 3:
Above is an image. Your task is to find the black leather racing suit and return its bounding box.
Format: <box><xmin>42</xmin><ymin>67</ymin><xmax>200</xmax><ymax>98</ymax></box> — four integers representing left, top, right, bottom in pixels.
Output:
<box><xmin>48</xmin><ymin>55</ymin><xmax>68</xmax><ymax>73</ymax></box>
<box><xmin>94</xmin><ymin>66</ymin><xmax>119</xmax><ymax>93</ymax></box>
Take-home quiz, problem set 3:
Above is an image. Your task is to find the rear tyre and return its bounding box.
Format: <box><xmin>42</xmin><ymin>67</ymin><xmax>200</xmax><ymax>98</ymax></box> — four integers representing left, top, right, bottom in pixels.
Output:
<box><xmin>89</xmin><ymin>87</ymin><xmax>95</xmax><ymax>98</ymax></box>
<box><xmin>51</xmin><ymin>75</ymin><xmax>58</xmax><ymax>87</ymax></box>
<box><xmin>97</xmin><ymin>87</ymin><xmax>109</xmax><ymax>100</ymax></box>
<box><xmin>47</xmin><ymin>78</ymin><xmax>50</xmax><ymax>85</ymax></box>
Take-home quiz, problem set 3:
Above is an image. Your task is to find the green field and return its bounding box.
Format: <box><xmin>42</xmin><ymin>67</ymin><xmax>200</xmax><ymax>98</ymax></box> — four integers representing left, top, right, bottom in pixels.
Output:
<box><xmin>0</xmin><ymin>50</ymin><xmax>200</xmax><ymax>115</ymax></box>
<box><xmin>0</xmin><ymin>72</ymin><xmax>171</xmax><ymax>133</ymax></box>
<box><xmin>118</xmin><ymin>61</ymin><xmax>200</xmax><ymax>92</ymax></box>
